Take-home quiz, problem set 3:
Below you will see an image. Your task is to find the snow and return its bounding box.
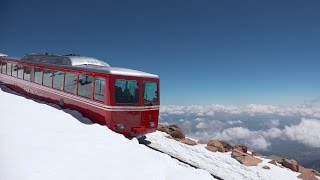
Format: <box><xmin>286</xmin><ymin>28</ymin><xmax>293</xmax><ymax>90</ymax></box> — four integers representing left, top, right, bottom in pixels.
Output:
<box><xmin>0</xmin><ymin>84</ymin><xmax>316</xmax><ymax>180</ymax></box>
<box><xmin>0</xmin><ymin>85</ymin><xmax>213</xmax><ymax>180</ymax></box>
<box><xmin>146</xmin><ymin>132</ymin><xmax>301</xmax><ymax>180</ymax></box>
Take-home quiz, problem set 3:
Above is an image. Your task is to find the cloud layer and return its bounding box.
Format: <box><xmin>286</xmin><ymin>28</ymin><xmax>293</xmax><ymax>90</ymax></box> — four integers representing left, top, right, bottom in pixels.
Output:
<box><xmin>160</xmin><ymin>104</ymin><xmax>320</xmax><ymax>151</ymax></box>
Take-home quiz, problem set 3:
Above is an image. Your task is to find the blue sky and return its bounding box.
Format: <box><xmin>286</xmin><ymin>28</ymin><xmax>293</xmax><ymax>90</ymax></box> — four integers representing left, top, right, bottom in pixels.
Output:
<box><xmin>1</xmin><ymin>0</ymin><xmax>320</xmax><ymax>105</ymax></box>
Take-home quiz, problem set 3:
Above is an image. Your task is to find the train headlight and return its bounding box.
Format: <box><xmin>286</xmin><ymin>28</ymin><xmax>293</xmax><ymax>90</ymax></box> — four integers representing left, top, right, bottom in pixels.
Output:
<box><xmin>116</xmin><ymin>124</ymin><xmax>125</xmax><ymax>130</ymax></box>
<box><xmin>150</xmin><ymin>122</ymin><xmax>156</xmax><ymax>128</ymax></box>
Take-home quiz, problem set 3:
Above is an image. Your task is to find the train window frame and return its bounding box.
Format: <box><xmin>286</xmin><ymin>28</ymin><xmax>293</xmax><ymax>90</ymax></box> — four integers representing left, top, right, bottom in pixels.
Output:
<box><xmin>53</xmin><ymin>71</ymin><xmax>65</xmax><ymax>90</ymax></box>
<box><xmin>17</xmin><ymin>65</ymin><xmax>23</xmax><ymax>79</ymax></box>
<box><xmin>6</xmin><ymin>63</ymin><xmax>12</xmax><ymax>76</ymax></box>
<box><xmin>77</xmin><ymin>74</ymin><xmax>93</xmax><ymax>99</ymax></box>
<box><xmin>143</xmin><ymin>81</ymin><xmax>159</xmax><ymax>105</ymax></box>
<box><xmin>34</xmin><ymin>67</ymin><xmax>43</xmax><ymax>84</ymax></box>
<box><xmin>23</xmin><ymin>66</ymin><xmax>31</xmax><ymax>81</ymax></box>
<box><xmin>64</xmin><ymin>73</ymin><xmax>77</xmax><ymax>94</ymax></box>
<box><xmin>114</xmin><ymin>79</ymin><xmax>139</xmax><ymax>104</ymax></box>
<box><xmin>12</xmin><ymin>63</ymin><xmax>18</xmax><ymax>77</ymax></box>
<box><xmin>94</xmin><ymin>77</ymin><xmax>106</xmax><ymax>102</ymax></box>
<box><xmin>1</xmin><ymin>62</ymin><xmax>6</xmax><ymax>74</ymax></box>
<box><xmin>43</xmin><ymin>69</ymin><xmax>53</xmax><ymax>87</ymax></box>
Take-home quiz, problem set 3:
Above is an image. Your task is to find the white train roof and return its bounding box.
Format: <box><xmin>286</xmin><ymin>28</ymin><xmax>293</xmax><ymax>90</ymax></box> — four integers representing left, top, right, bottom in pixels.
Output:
<box><xmin>67</xmin><ymin>56</ymin><xmax>110</xmax><ymax>67</ymax></box>
<box><xmin>109</xmin><ymin>67</ymin><xmax>158</xmax><ymax>78</ymax></box>
<box><xmin>0</xmin><ymin>53</ymin><xmax>8</xmax><ymax>57</ymax></box>
<box><xmin>19</xmin><ymin>53</ymin><xmax>159</xmax><ymax>78</ymax></box>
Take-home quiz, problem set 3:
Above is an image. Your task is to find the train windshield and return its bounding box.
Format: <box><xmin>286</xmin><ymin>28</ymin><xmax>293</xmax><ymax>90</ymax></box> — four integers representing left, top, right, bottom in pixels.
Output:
<box><xmin>143</xmin><ymin>82</ymin><xmax>158</xmax><ymax>105</ymax></box>
<box><xmin>115</xmin><ymin>80</ymin><xmax>139</xmax><ymax>104</ymax></box>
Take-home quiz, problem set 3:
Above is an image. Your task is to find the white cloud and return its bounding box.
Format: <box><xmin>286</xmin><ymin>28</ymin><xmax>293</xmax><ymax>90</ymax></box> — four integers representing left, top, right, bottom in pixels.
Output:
<box><xmin>283</xmin><ymin>118</ymin><xmax>320</xmax><ymax>148</ymax></box>
<box><xmin>196</xmin><ymin>122</ymin><xmax>208</xmax><ymax>129</ymax></box>
<box><xmin>160</xmin><ymin>104</ymin><xmax>320</xmax><ymax>151</ymax></box>
<box><xmin>160</xmin><ymin>104</ymin><xmax>320</xmax><ymax>118</ymax></box>
<box><xmin>270</xmin><ymin>119</ymin><xmax>280</xmax><ymax>127</ymax></box>
<box><xmin>250</xmin><ymin>137</ymin><xmax>271</xmax><ymax>150</ymax></box>
<box><xmin>214</xmin><ymin>127</ymin><xmax>272</xmax><ymax>150</ymax></box>
<box><xmin>205</xmin><ymin>111</ymin><xmax>215</xmax><ymax>116</ymax></box>
<box><xmin>216</xmin><ymin>127</ymin><xmax>252</xmax><ymax>141</ymax></box>
<box><xmin>195</xmin><ymin>118</ymin><xmax>205</xmax><ymax>122</ymax></box>
<box><xmin>262</xmin><ymin>128</ymin><xmax>282</xmax><ymax>139</ymax></box>
<box><xmin>227</xmin><ymin>120</ymin><xmax>242</xmax><ymax>125</ymax></box>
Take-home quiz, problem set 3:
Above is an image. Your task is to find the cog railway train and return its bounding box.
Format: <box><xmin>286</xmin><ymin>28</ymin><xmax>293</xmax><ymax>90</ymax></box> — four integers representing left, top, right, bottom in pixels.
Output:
<box><xmin>0</xmin><ymin>53</ymin><xmax>160</xmax><ymax>137</ymax></box>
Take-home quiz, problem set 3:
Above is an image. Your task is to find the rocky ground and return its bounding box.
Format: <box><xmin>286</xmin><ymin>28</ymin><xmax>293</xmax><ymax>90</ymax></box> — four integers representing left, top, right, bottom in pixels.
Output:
<box><xmin>158</xmin><ymin>124</ymin><xmax>320</xmax><ymax>180</ymax></box>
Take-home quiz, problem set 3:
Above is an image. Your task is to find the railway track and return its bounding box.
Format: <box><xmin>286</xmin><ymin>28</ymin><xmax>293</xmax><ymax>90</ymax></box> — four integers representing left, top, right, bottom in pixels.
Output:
<box><xmin>138</xmin><ymin>137</ymin><xmax>223</xmax><ymax>180</ymax></box>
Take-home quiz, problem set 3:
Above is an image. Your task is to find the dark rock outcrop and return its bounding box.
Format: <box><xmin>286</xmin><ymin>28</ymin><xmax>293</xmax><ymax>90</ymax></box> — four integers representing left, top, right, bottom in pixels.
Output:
<box><xmin>298</xmin><ymin>170</ymin><xmax>318</xmax><ymax>180</ymax></box>
<box><xmin>219</xmin><ymin>141</ymin><xmax>233</xmax><ymax>152</ymax></box>
<box><xmin>157</xmin><ymin>124</ymin><xmax>185</xmax><ymax>139</ymax></box>
<box><xmin>263</xmin><ymin>165</ymin><xmax>270</xmax><ymax>170</ymax></box>
<box><xmin>268</xmin><ymin>160</ymin><xmax>277</xmax><ymax>166</ymax></box>
<box><xmin>197</xmin><ymin>140</ymin><xmax>208</xmax><ymax>144</ymax></box>
<box><xmin>207</xmin><ymin>140</ymin><xmax>225</xmax><ymax>152</ymax></box>
<box><xmin>251</xmin><ymin>151</ymin><xmax>262</xmax><ymax>157</ymax></box>
<box><xmin>206</xmin><ymin>146</ymin><xmax>219</xmax><ymax>152</ymax></box>
<box><xmin>231</xmin><ymin>149</ymin><xmax>262</xmax><ymax>166</ymax></box>
<box><xmin>206</xmin><ymin>140</ymin><xmax>233</xmax><ymax>153</ymax></box>
<box><xmin>282</xmin><ymin>159</ymin><xmax>299</xmax><ymax>172</ymax></box>
<box><xmin>180</xmin><ymin>138</ymin><xmax>197</xmax><ymax>146</ymax></box>
<box><xmin>233</xmin><ymin>144</ymin><xmax>248</xmax><ymax>153</ymax></box>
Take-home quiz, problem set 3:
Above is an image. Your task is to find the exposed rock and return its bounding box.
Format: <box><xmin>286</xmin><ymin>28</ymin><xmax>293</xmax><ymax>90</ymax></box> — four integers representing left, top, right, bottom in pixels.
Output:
<box><xmin>233</xmin><ymin>144</ymin><xmax>248</xmax><ymax>153</ymax></box>
<box><xmin>268</xmin><ymin>160</ymin><xmax>277</xmax><ymax>166</ymax></box>
<box><xmin>263</xmin><ymin>165</ymin><xmax>270</xmax><ymax>170</ymax></box>
<box><xmin>197</xmin><ymin>140</ymin><xmax>208</xmax><ymax>144</ymax></box>
<box><xmin>207</xmin><ymin>140</ymin><xmax>225</xmax><ymax>152</ymax></box>
<box><xmin>157</xmin><ymin>124</ymin><xmax>168</xmax><ymax>132</ymax></box>
<box><xmin>251</xmin><ymin>151</ymin><xmax>262</xmax><ymax>157</ymax></box>
<box><xmin>282</xmin><ymin>158</ymin><xmax>299</xmax><ymax>172</ymax></box>
<box><xmin>231</xmin><ymin>149</ymin><xmax>262</xmax><ymax>166</ymax></box>
<box><xmin>266</xmin><ymin>155</ymin><xmax>282</xmax><ymax>162</ymax></box>
<box><xmin>157</xmin><ymin>124</ymin><xmax>185</xmax><ymax>139</ymax></box>
<box><xmin>298</xmin><ymin>170</ymin><xmax>318</xmax><ymax>180</ymax></box>
<box><xmin>299</xmin><ymin>165</ymin><xmax>307</xmax><ymax>173</ymax></box>
<box><xmin>311</xmin><ymin>169</ymin><xmax>320</xmax><ymax>177</ymax></box>
<box><xmin>299</xmin><ymin>166</ymin><xmax>320</xmax><ymax>177</ymax></box>
<box><xmin>231</xmin><ymin>149</ymin><xmax>243</xmax><ymax>158</ymax></box>
<box><xmin>276</xmin><ymin>159</ymin><xmax>284</xmax><ymax>164</ymax></box>
<box><xmin>219</xmin><ymin>141</ymin><xmax>233</xmax><ymax>152</ymax></box>
<box><xmin>180</xmin><ymin>138</ymin><xmax>197</xmax><ymax>146</ymax></box>
<box><xmin>206</xmin><ymin>146</ymin><xmax>218</xmax><ymax>152</ymax></box>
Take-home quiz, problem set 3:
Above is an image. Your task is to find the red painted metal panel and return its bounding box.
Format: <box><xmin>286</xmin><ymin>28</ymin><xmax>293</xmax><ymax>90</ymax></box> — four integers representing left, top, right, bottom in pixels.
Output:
<box><xmin>0</xmin><ymin>56</ymin><xmax>160</xmax><ymax>137</ymax></box>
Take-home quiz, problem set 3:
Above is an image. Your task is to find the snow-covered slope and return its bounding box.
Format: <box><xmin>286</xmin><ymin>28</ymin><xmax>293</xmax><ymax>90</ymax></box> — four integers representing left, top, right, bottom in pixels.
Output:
<box><xmin>146</xmin><ymin>132</ymin><xmax>301</xmax><ymax>180</ymax></box>
<box><xmin>0</xmin><ymin>84</ymin><xmax>315</xmax><ymax>180</ymax></box>
<box><xmin>0</xmin><ymin>86</ymin><xmax>213</xmax><ymax>180</ymax></box>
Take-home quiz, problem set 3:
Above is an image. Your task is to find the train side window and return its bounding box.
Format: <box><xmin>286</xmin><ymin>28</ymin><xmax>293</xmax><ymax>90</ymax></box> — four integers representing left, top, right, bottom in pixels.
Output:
<box><xmin>115</xmin><ymin>80</ymin><xmax>139</xmax><ymax>104</ymax></box>
<box><xmin>53</xmin><ymin>71</ymin><xmax>65</xmax><ymax>90</ymax></box>
<box><xmin>34</xmin><ymin>68</ymin><xmax>43</xmax><ymax>84</ymax></box>
<box><xmin>64</xmin><ymin>73</ymin><xmax>77</xmax><ymax>93</ymax></box>
<box><xmin>12</xmin><ymin>64</ymin><xmax>18</xmax><ymax>77</ymax></box>
<box><xmin>17</xmin><ymin>65</ymin><xmax>23</xmax><ymax>79</ymax></box>
<box><xmin>1</xmin><ymin>62</ymin><xmax>6</xmax><ymax>74</ymax></box>
<box><xmin>94</xmin><ymin>78</ymin><xmax>106</xmax><ymax>102</ymax></box>
<box><xmin>6</xmin><ymin>63</ymin><xmax>12</xmax><ymax>76</ymax></box>
<box><xmin>78</xmin><ymin>75</ymin><xmax>93</xmax><ymax>98</ymax></box>
<box><xmin>43</xmin><ymin>69</ymin><xmax>52</xmax><ymax>87</ymax></box>
<box><xmin>23</xmin><ymin>66</ymin><xmax>31</xmax><ymax>81</ymax></box>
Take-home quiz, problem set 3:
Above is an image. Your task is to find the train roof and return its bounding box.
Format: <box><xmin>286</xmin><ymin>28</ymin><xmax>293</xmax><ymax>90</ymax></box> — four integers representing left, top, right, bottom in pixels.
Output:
<box><xmin>0</xmin><ymin>53</ymin><xmax>8</xmax><ymax>57</ymax></box>
<box><xmin>3</xmin><ymin>53</ymin><xmax>158</xmax><ymax>78</ymax></box>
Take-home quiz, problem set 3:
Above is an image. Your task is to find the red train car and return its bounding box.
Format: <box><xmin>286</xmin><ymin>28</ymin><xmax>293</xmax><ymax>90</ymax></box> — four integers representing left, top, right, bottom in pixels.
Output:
<box><xmin>0</xmin><ymin>53</ymin><xmax>160</xmax><ymax>137</ymax></box>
